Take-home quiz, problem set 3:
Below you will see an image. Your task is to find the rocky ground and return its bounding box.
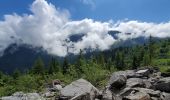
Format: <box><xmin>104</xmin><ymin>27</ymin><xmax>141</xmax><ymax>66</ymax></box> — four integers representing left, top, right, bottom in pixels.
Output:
<box><xmin>1</xmin><ymin>67</ymin><xmax>170</xmax><ymax>100</ymax></box>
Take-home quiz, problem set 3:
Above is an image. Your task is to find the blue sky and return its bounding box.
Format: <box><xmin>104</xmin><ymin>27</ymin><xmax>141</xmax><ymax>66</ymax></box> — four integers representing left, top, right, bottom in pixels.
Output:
<box><xmin>0</xmin><ymin>0</ymin><xmax>170</xmax><ymax>22</ymax></box>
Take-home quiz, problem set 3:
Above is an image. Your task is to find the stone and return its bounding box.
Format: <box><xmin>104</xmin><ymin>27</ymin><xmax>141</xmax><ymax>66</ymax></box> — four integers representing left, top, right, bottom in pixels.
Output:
<box><xmin>160</xmin><ymin>92</ymin><xmax>170</xmax><ymax>100</ymax></box>
<box><xmin>134</xmin><ymin>88</ymin><xmax>161</xmax><ymax>98</ymax></box>
<box><xmin>109</xmin><ymin>71</ymin><xmax>127</xmax><ymax>92</ymax></box>
<box><xmin>143</xmin><ymin>80</ymin><xmax>152</xmax><ymax>89</ymax></box>
<box><xmin>154</xmin><ymin>77</ymin><xmax>170</xmax><ymax>92</ymax></box>
<box><xmin>123</xmin><ymin>91</ymin><xmax>150</xmax><ymax>100</ymax></box>
<box><xmin>54</xmin><ymin>84</ymin><xmax>62</xmax><ymax>91</ymax></box>
<box><xmin>136</xmin><ymin>69</ymin><xmax>150</xmax><ymax>77</ymax></box>
<box><xmin>102</xmin><ymin>88</ymin><xmax>113</xmax><ymax>100</ymax></box>
<box><xmin>1</xmin><ymin>92</ymin><xmax>44</xmax><ymax>100</ymax></box>
<box><xmin>43</xmin><ymin>91</ymin><xmax>55</xmax><ymax>98</ymax></box>
<box><xmin>60</xmin><ymin>79</ymin><xmax>99</xmax><ymax>100</ymax></box>
<box><xmin>126</xmin><ymin>78</ymin><xmax>144</xmax><ymax>88</ymax></box>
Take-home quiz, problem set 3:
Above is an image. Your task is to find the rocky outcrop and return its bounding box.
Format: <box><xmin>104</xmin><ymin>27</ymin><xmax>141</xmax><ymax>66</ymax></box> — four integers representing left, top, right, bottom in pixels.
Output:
<box><xmin>3</xmin><ymin>67</ymin><xmax>170</xmax><ymax>100</ymax></box>
<box><xmin>102</xmin><ymin>67</ymin><xmax>170</xmax><ymax>100</ymax></box>
<box><xmin>1</xmin><ymin>92</ymin><xmax>45</xmax><ymax>100</ymax></box>
<box><xmin>59</xmin><ymin>78</ymin><xmax>99</xmax><ymax>100</ymax></box>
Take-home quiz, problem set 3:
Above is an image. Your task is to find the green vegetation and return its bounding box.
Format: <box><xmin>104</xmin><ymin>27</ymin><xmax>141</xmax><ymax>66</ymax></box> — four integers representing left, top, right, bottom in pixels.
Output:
<box><xmin>0</xmin><ymin>37</ymin><xmax>170</xmax><ymax>96</ymax></box>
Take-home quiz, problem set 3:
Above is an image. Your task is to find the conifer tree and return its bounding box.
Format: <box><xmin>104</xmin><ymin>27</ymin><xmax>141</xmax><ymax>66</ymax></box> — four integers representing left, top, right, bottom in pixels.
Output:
<box><xmin>48</xmin><ymin>58</ymin><xmax>59</xmax><ymax>74</ymax></box>
<box><xmin>132</xmin><ymin>55</ymin><xmax>138</xmax><ymax>69</ymax></box>
<box><xmin>12</xmin><ymin>69</ymin><xmax>21</xmax><ymax>79</ymax></box>
<box><xmin>32</xmin><ymin>57</ymin><xmax>45</xmax><ymax>75</ymax></box>
<box><xmin>62</xmin><ymin>57</ymin><xmax>69</xmax><ymax>74</ymax></box>
<box><xmin>115</xmin><ymin>51</ymin><xmax>125</xmax><ymax>70</ymax></box>
<box><xmin>149</xmin><ymin>35</ymin><xmax>154</xmax><ymax>64</ymax></box>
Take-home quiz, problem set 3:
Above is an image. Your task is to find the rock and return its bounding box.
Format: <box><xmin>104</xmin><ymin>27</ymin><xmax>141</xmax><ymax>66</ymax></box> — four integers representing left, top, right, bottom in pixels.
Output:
<box><xmin>135</xmin><ymin>88</ymin><xmax>161</xmax><ymax>98</ymax></box>
<box><xmin>43</xmin><ymin>91</ymin><xmax>55</xmax><ymax>98</ymax></box>
<box><xmin>60</xmin><ymin>79</ymin><xmax>99</xmax><ymax>100</ymax></box>
<box><xmin>150</xmin><ymin>97</ymin><xmax>159</xmax><ymax>100</ymax></box>
<box><xmin>161</xmin><ymin>72</ymin><xmax>170</xmax><ymax>77</ymax></box>
<box><xmin>143</xmin><ymin>80</ymin><xmax>152</xmax><ymax>89</ymax></box>
<box><xmin>122</xmin><ymin>91</ymin><xmax>150</xmax><ymax>100</ymax></box>
<box><xmin>126</xmin><ymin>78</ymin><xmax>144</xmax><ymax>88</ymax></box>
<box><xmin>136</xmin><ymin>69</ymin><xmax>150</xmax><ymax>78</ymax></box>
<box><xmin>125</xmin><ymin>70</ymin><xmax>136</xmax><ymax>78</ymax></box>
<box><xmin>102</xmin><ymin>88</ymin><xmax>113</xmax><ymax>100</ymax></box>
<box><xmin>154</xmin><ymin>77</ymin><xmax>170</xmax><ymax>92</ymax></box>
<box><xmin>160</xmin><ymin>92</ymin><xmax>170</xmax><ymax>100</ymax></box>
<box><xmin>1</xmin><ymin>92</ymin><xmax>44</xmax><ymax>100</ymax></box>
<box><xmin>54</xmin><ymin>84</ymin><xmax>62</xmax><ymax>91</ymax></box>
<box><xmin>109</xmin><ymin>71</ymin><xmax>127</xmax><ymax>92</ymax></box>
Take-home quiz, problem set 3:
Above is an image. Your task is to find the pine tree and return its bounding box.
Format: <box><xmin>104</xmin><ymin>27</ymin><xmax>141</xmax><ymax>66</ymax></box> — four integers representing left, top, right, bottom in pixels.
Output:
<box><xmin>12</xmin><ymin>69</ymin><xmax>21</xmax><ymax>79</ymax></box>
<box><xmin>32</xmin><ymin>57</ymin><xmax>45</xmax><ymax>75</ymax></box>
<box><xmin>143</xmin><ymin>53</ymin><xmax>150</xmax><ymax>66</ymax></box>
<box><xmin>106</xmin><ymin>57</ymin><xmax>112</xmax><ymax>71</ymax></box>
<box><xmin>148</xmin><ymin>35</ymin><xmax>154</xmax><ymax>64</ymax></box>
<box><xmin>132</xmin><ymin>55</ymin><xmax>138</xmax><ymax>69</ymax></box>
<box><xmin>75</xmin><ymin>49</ymin><xmax>85</xmax><ymax>74</ymax></box>
<box><xmin>97</xmin><ymin>52</ymin><xmax>105</xmax><ymax>68</ymax></box>
<box><xmin>62</xmin><ymin>57</ymin><xmax>69</xmax><ymax>74</ymax></box>
<box><xmin>48</xmin><ymin>58</ymin><xmax>59</xmax><ymax>74</ymax></box>
<box><xmin>115</xmin><ymin>51</ymin><xmax>125</xmax><ymax>70</ymax></box>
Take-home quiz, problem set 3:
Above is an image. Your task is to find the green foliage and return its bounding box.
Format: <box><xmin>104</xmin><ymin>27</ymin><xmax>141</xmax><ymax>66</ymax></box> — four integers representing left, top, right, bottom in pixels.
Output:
<box><xmin>12</xmin><ymin>69</ymin><xmax>21</xmax><ymax>79</ymax></box>
<box><xmin>0</xmin><ymin>38</ymin><xmax>170</xmax><ymax>96</ymax></box>
<box><xmin>62</xmin><ymin>57</ymin><xmax>69</xmax><ymax>74</ymax></box>
<box><xmin>32</xmin><ymin>57</ymin><xmax>45</xmax><ymax>75</ymax></box>
<box><xmin>48</xmin><ymin>58</ymin><xmax>60</xmax><ymax>74</ymax></box>
<box><xmin>115</xmin><ymin>51</ymin><xmax>125</xmax><ymax>70</ymax></box>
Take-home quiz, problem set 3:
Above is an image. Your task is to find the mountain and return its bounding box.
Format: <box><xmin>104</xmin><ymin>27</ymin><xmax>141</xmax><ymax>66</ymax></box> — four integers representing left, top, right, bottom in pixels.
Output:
<box><xmin>0</xmin><ymin>44</ymin><xmax>54</xmax><ymax>73</ymax></box>
<box><xmin>0</xmin><ymin>31</ymin><xmax>164</xmax><ymax>73</ymax></box>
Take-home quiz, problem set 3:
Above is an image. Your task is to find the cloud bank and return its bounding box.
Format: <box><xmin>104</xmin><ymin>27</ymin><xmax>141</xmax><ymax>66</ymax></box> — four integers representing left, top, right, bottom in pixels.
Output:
<box><xmin>0</xmin><ymin>0</ymin><xmax>170</xmax><ymax>57</ymax></box>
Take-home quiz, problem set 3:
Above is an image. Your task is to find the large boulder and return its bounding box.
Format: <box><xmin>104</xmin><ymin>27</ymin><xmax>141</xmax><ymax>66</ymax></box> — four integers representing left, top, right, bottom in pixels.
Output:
<box><xmin>136</xmin><ymin>69</ymin><xmax>151</xmax><ymax>78</ymax></box>
<box><xmin>126</xmin><ymin>78</ymin><xmax>144</xmax><ymax>88</ymax></box>
<box><xmin>122</xmin><ymin>91</ymin><xmax>150</xmax><ymax>100</ymax></box>
<box><xmin>1</xmin><ymin>92</ymin><xmax>44</xmax><ymax>100</ymax></box>
<box><xmin>120</xmin><ymin>88</ymin><xmax>160</xmax><ymax>100</ymax></box>
<box><xmin>154</xmin><ymin>77</ymin><xmax>170</xmax><ymax>92</ymax></box>
<box><xmin>109</xmin><ymin>71</ymin><xmax>127</xmax><ymax>92</ymax></box>
<box><xmin>160</xmin><ymin>92</ymin><xmax>170</xmax><ymax>100</ymax></box>
<box><xmin>134</xmin><ymin>88</ymin><xmax>161</xmax><ymax>98</ymax></box>
<box><xmin>60</xmin><ymin>79</ymin><xmax>99</xmax><ymax>100</ymax></box>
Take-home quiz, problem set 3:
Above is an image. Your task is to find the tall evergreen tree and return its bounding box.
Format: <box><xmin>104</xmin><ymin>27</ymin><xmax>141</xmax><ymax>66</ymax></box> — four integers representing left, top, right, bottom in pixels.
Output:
<box><xmin>12</xmin><ymin>69</ymin><xmax>21</xmax><ymax>79</ymax></box>
<box><xmin>97</xmin><ymin>52</ymin><xmax>105</xmax><ymax>68</ymax></box>
<box><xmin>115</xmin><ymin>51</ymin><xmax>125</xmax><ymax>70</ymax></box>
<box><xmin>62</xmin><ymin>57</ymin><xmax>69</xmax><ymax>74</ymax></box>
<box><xmin>132</xmin><ymin>55</ymin><xmax>138</xmax><ymax>69</ymax></box>
<box><xmin>143</xmin><ymin>53</ymin><xmax>150</xmax><ymax>66</ymax></box>
<box><xmin>48</xmin><ymin>58</ymin><xmax>59</xmax><ymax>74</ymax></box>
<box><xmin>106</xmin><ymin>57</ymin><xmax>112</xmax><ymax>71</ymax></box>
<box><xmin>32</xmin><ymin>57</ymin><xmax>45</xmax><ymax>75</ymax></box>
<box><xmin>148</xmin><ymin>35</ymin><xmax>154</xmax><ymax>64</ymax></box>
<box><xmin>75</xmin><ymin>49</ymin><xmax>85</xmax><ymax>74</ymax></box>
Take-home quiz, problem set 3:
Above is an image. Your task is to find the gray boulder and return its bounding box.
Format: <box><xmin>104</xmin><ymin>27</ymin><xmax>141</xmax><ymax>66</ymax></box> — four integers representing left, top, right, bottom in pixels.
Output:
<box><xmin>134</xmin><ymin>88</ymin><xmax>161</xmax><ymax>98</ymax></box>
<box><xmin>123</xmin><ymin>91</ymin><xmax>150</xmax><ymax>100</ymax></box>
<box><xmin>60</xmin><ymin>78</ymin><xmax>99</xmax><ymax>100</ymax></box>
<box><xmin>109</xmin><ymin>71</ymin><xmax>127</xmax><ymax>92</ymax></box>
<box><xmin>154</xmin><ymin>77</ymin><xmax>170</xmax><ymax>92</ymax></box>
<box><xmin>126</xmin><ymin>78</ymin><xmax>144</xmax><ymax>88</ymax></box>
<box><xmin>136</xmin><ymin>69</ymin><xmax>150</xmax><ymax>78</ymax></box>
<box><xmin>1</xmin><ymin>92</ymin><xmax>44</xmax><ymax>100</ymax></box>
<box><xmin>160</xmin><ymin>92</ymin><xmax>170</xmax><ymax>100</ymax></box>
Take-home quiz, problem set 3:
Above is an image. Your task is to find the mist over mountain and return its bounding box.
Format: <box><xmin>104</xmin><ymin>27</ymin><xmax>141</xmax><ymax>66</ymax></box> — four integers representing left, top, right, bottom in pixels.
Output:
<box><xmin>0</xmin><ymin>0</ymin><xmax>170</xmax><ymax>58</ymax></box>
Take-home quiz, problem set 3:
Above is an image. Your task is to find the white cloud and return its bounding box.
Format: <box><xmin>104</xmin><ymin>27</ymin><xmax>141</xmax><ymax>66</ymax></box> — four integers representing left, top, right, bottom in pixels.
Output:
<box><xmin>0</xmin><ymin>0</ymin><xmax>170</xmax><ymax>57</ymax></box>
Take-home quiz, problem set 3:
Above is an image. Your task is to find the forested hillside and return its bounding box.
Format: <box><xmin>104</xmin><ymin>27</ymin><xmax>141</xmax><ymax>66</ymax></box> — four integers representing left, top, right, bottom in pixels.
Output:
<box><xmin>0</xmin><ymin>36</ymin><xmax>170</xmax><ymax>96</ymax></box>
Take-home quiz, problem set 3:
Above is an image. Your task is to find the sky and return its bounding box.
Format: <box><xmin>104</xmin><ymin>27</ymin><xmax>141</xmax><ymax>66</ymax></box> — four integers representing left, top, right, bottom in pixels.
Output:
<box><xmin>0</xmin><ymin>0</ymin><xmax>170</xmax><ymax>22</ymax></box>
<box><xmin>0</xmin><ymin>0</ymin><xmax>170</xmax><ymax>57</ymax></box>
